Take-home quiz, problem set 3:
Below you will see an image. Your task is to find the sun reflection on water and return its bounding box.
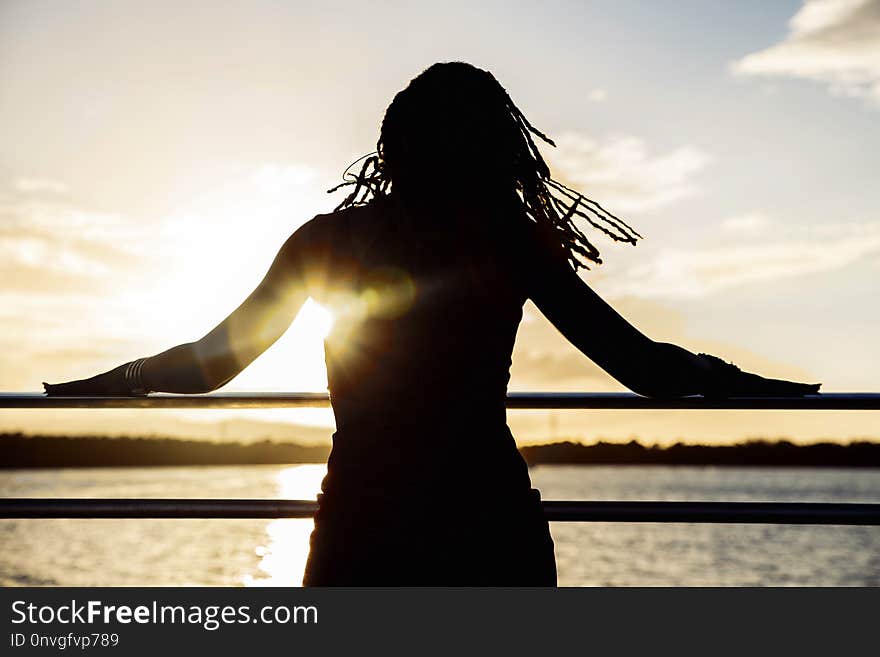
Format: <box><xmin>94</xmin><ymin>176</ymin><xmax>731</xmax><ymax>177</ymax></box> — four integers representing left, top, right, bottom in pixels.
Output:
<box><xmin>244</xmin><ymin>464</ymin><xmax>327</xmax><ymax>586</ymax></box>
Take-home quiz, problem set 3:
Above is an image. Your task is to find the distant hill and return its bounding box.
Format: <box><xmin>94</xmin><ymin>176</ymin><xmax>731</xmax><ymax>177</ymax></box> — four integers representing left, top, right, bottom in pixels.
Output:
<box><xmin>1</xmin><ymin>433</ymin><xmax>879</xmax><ymax>469</ymax></box>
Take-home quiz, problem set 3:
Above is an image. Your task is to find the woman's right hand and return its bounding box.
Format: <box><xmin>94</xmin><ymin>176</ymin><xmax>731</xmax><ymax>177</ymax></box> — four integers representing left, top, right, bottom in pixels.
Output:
<box><xmin>43</xmin><ymin>363</ymin><xmax>137</xmax><ymax>396</ymax></box>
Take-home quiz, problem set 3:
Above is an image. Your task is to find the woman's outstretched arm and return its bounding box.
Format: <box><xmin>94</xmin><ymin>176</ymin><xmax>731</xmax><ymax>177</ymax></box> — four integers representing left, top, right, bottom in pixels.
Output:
<box><xmin>528</xmin><ymin>242</ymin><xmax>821</xmax><ymax>398</ymax></box>
<box><xmin>44</xmin><ymin>225</ymin><xmax>314</xmax><ymax>395</ymax></box>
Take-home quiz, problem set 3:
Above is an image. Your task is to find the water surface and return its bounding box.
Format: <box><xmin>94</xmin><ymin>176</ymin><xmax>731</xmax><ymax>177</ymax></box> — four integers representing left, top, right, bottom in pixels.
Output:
<box><xmin>1</xmin><ymin>465</ymin><xmax>878</xmax><ymax>586</ymax></box>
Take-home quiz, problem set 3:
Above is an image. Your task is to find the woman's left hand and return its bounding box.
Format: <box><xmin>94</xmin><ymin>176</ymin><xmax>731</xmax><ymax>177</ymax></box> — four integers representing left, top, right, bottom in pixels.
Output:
<box><xmin>699</xmin><ymin>353</ymin><xmax>821</xmax><ymax>398</ymax></box>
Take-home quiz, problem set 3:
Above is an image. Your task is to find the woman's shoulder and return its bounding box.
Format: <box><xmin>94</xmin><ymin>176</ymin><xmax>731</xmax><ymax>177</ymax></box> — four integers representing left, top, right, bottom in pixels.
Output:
<box><xmin>300</xmin><ymin>198</ymin><xmax>390</xmax><ymax>240</ymax></box>
<box><xmin>284</xmin><ymin>199</ymin><xmax>396</xmax><ymax>273</ymax></box>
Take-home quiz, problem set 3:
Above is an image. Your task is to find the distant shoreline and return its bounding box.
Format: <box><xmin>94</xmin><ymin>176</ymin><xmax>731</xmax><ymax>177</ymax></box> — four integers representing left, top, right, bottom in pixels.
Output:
<box><xmin>2</xmin><ymin>433</ymin><xmax>880</xmax><ymax>469</ymax></box>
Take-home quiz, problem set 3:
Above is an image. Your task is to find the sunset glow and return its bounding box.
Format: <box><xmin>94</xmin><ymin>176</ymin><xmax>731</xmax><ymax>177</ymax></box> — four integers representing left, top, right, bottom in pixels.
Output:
<box><xmin>2</xmin><ymin>0</ymin><xmax>879</xmax><ymax>444</ymax></box>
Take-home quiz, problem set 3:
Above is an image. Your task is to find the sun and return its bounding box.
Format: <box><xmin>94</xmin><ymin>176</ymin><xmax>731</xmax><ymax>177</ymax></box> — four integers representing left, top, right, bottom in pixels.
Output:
<box><xmin>136</xmin><ymin>262</ymin><xmax>338</xmax><ymax>428</ymax></box>
<box><xmin>231</xmin><ymin>297</ymin><xmax>335</xmax><ymax>395</ymax></box>
<box><xmin>111</xmin><ymin>174</ymin><xmax>342</xmax><ymax>430</ymax></box>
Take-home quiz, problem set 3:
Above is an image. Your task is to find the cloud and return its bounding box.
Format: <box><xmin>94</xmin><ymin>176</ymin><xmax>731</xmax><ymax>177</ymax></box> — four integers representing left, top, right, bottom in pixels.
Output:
<box><xmin>512</xmin><ymin>297</ymin><xmax>687</xmax><ymax>392</ymax></box>
<box><xmin>510</xmin><ymin>295</ymin><xmax>816</xmax><ymax>404</ymax></box>
<box><xmin>732</xmin><ymin>0</ymin><xmax>880</xmax><ymax>105</ymax></box>
<box><xmin>587</xmin><ymin>88</ymin><xmax>608</xmax><ymax>102</ymax></box>
<box><xmin>599</xmin><ymin>221</ymin><xmax>880</xmax><ymax>299</ymax></box>
<box><xmin>512</xmin><ymin>344</ymin><xmax>610</xmax><ymax>390</ymax></box>
<box><xmin>721</xmin><ymin>212</ymin><xmax>769</xmax><ymax>237</ymax></box>
<box><xmin>0</xmin><ymin>182</ymin><xmax>159</xmax><ymax>280</ymax></box>
<box><xmin>0</xmin><ymin>163</ymin><xmax>328</xmax><ymax>389</ymax></box>
<box><xmin>0</xmin><ymin>162</ymin><xmax>325</xmax><ymax>298</ymax></box>
<box><xmin>0</xmin><ymin>198</ymin><xmax>147</xmax><ymax>295</ymax></box>
<box><xmin>548</xmin><ymin>133</ymin><xmax>711</xmax><ymax>213</ymax></box>
<box><xmin>13</xmin><ymin>178</ymin><xmax>70</xmax><ymax>194</ymax></box>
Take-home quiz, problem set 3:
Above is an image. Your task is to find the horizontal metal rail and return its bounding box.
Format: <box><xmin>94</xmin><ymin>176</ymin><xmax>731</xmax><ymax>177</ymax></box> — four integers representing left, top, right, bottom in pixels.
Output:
<box><xmin>2</xmin><ymin>391</ymin><xmax>879</xmax><ymax>410</ymax></box>
<box><xmin>2</xmin><ymin>499</ymin><xmax>879</xmax><ymax>525</ymax></box>
<box><xmin>3</xmin><ymin>392</ymin><xmax>877</xmax><ymax>527</ymax></box>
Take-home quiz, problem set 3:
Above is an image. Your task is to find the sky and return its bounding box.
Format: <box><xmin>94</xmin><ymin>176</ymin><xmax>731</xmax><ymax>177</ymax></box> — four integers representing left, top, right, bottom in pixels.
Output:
<box><xmin>1</xmin><ymin>0</ymin><xmax>879</xmax><ymax>445</ymax></box>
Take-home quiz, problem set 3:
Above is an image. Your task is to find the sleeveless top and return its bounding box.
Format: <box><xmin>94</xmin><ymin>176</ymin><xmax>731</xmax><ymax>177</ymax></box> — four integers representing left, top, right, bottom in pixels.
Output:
<box><xmin>295</xmin><ymin>196</ymin><xmax>542</xmax><ymax>508</ymax></box>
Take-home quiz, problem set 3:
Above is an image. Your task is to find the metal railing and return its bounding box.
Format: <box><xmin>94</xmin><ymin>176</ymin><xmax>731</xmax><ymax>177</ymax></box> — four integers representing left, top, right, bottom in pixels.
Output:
<box><xmin>3</xmin><ymin>391</ymin><xmax>880</xmax><ymax>410</ymax></box>
<box><xmin>2</xmin><ymin>392</ymin><xmax>879</xmax><ymax>525</ymax></box>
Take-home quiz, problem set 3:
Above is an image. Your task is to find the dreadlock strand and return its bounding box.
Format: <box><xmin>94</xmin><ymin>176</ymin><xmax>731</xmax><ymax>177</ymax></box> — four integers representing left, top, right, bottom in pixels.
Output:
<box><xmin>546</xmin><ymin>178</ymin><xmax>642</xmax><ymax>240</ymax></box>
<box><xmin>544</xmin><ymin>180</ymin><xmax>639</xmax><ymax>245</ymax></box>
<box><xmin>547</xmin><ymin>187</ymin><xmax>638</xmax><ymax>245</ymax></box>
<box><xmin>557</xmin><ymin>197</ymin><xmax>634</xmax><ymax>245</ymax></box>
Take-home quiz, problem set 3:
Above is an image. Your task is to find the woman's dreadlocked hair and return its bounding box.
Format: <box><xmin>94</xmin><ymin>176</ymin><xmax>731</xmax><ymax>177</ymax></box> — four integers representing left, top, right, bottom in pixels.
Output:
<box><xmin>328</xmin><ymin>62</ymin><xmax>641</xmax><ymax>270</ymax></box>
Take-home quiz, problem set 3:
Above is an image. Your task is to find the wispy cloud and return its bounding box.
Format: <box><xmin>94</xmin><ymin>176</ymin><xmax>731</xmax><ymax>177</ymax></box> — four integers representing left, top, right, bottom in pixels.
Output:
<box><xmin>0</xmin><ymin>163</ymin><xmax>325</xmax><ymax>298</ymax></box>
<box><xmin>0</xmin><ymin>197</ymin><xmax>147</xmax><ymax>295</ymax></box>
<box><xmin>732</xmin><ymin>0</ymin><xmax>880</xmax><ymax>105</ymax></box>
<box><xmin>721</xmin><ymin>212</ymin><xmax>769</xmax><ymax>237</ymax></box>
<box><xmin>548</xmin><ymin>133</ymin><xmax>711</xmax><ymax>213</ymax></box>
<box><xmin>600</xmin><ymin>221</ymin><xmax>880</xmax><ymax>299</ymax></box>
<box><xmin>511</xmin><ymin>296</ymin><xmax>816</xmax><ymax>397</ymax></box>
<box><xmin>0</xmin><ymin>164</ymin><xmax>327</xmax><ymax>388</ymax></box>
<box><xmin>13</xmin><ymin>178</ymin><xmax>70</xmax><ymax>194</ymax></box>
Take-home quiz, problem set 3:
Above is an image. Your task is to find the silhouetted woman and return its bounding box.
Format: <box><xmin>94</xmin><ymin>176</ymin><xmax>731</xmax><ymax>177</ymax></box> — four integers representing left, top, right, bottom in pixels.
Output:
<box><xmin>45</xmin><ymin>62</ymin><xmax>820</xmax><ymax>585</ymax></box>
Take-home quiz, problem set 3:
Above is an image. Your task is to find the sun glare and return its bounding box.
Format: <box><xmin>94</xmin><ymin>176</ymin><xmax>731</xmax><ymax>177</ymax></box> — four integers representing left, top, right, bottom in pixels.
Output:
<box><xmin>236</xmin><ymin>298</ymin><xmax>335</xmax><ymax>391</ymax></box>
<box><xmin>297</xmin><ymin>299</ymin><xmax>335</xmax><ymax>341</ymax></box>
<box><xmin>205</xmin><ymin>298</ymin><xmax>338</xmax><ymax>429</ymax></box>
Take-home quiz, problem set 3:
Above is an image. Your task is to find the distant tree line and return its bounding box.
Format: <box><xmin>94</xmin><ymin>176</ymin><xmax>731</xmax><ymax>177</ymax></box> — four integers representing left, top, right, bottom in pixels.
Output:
<box><xmin>0</xmin><ymin>433</ymin><xmax>330</xmax><ymax>468</ymax></box>
<box><xmin>519</xmin><ymin>439</ymin><xmax>880</xmax><ymax>468</ymax></box>
<box><xmin>1</xmin><ymin>433</ymin><xmax>879</xmax><ymax>469</ymax></box>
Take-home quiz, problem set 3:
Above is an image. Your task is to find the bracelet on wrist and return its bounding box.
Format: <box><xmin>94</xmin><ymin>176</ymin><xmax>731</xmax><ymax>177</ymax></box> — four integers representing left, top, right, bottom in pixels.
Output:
<box><xmin>123</xmin><ymin>358</ymin><xmax>150</xmax><ymax>395</ymax></box>
<box><xmin>698</xmin><ymin>353</ymin><xmax>742</xmax><ymax>395</ymax></box>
